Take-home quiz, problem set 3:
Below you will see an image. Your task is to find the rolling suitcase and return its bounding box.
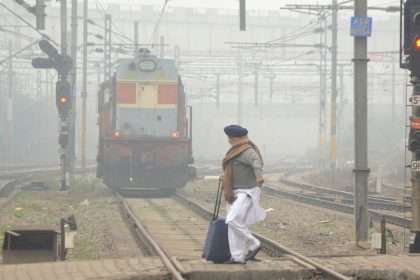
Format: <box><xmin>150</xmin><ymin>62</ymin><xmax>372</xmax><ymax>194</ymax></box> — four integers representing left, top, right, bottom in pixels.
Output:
<box><xmin>202</xmin><ymin>178</ymin><xmax>231</xmax><ymax>263</ymax></box>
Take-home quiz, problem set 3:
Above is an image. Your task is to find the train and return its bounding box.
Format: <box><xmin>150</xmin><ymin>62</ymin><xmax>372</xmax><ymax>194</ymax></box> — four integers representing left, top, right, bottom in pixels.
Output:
<box><xmin>96</xmin><ymin>49</ymin><xmax>194</xmax><ymax>195</ymax></box>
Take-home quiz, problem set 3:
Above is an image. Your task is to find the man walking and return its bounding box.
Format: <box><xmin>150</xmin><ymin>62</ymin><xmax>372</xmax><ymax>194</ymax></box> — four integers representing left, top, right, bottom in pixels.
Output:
<box><xmin>222</xmin><ymin>124</ymin><xmax>266</xmax><ymax>264</ymax></box>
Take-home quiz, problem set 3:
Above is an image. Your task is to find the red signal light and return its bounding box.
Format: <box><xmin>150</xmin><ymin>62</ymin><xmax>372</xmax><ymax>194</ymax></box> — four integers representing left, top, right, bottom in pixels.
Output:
<box><xmin>59</xmin><ymin>96</ymin><xmax>68</xmax><ymax>103</ymax></box>
<box><xmin>113</xmin><ymin>131</ymin><xmax>121</xmax><ymax>138</ymax></box>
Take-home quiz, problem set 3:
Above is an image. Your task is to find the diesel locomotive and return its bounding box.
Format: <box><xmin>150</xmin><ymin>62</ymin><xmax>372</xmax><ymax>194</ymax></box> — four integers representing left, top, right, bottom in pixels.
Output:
<box><xmin>97</xmin><ymin>49</ymin><xmax>194</xmax><ymax>194</ymax></box>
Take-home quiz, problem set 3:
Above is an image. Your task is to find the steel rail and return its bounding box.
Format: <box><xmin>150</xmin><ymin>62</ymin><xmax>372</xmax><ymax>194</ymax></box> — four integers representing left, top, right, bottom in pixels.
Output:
<box><xmin>116</xmin><ymin>194</ymin><xmax>185</xmax><ymax>280</ymax></box>
<box><xmin>174</xmin><ymin>192</ymin><xmax>352</xmax><ymax>280</ymax></box>
<box><xmin>279</xmin><ymin>177</ymin><xmax>410</xmax><ymax>212</ymax></box>
<box><xmin>264</xmin><ymin>185</ymin><xmax>411</xmax><ymax>228</ymax></box>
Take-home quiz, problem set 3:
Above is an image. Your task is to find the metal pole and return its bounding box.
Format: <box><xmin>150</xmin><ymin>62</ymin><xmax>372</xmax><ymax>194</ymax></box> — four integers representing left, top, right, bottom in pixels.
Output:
<box><xmin>391</xmin><ymin>54</ymin><xmax>396</xmax><ymax>124</ymax></box>
<box><xmin>353</xmin><ymin>0</ymin><xmax>370</xmax><ymax>243</ymax></box>
<box><xmin>237</xmin><ymin>64</ymin><xmax>243</xmax><ymax>125</ymax></box>
<box><xmin>134</xmin><ymin>21</ymin><xmax>139</xmax><ymax>53</ymax></box>
<box><xmin>81</xmin><ymin>0</ymin><xmax>88</xmax><ymax>173</ymax></box>
<box><xmin>330</xmin><ymin>0</ymin><xmax>338</xmax><ymax>170</ymax></box>
<box><xmin>160</xmin><ymin>35</ymin><xmax>165</xmax><ymax>58</ymax></box>
<box><xmin>61</xmin><ymin>0</ymin><xmax>67</xmax><ymax>56</ymax></box>
<box><xmin>339</xmin><ymin>64</ymin><xmax>344</xmax><ymax>111</ymax></box>
<box><xmin>254</xmin><ymin>67</ymin><xmax>259</xmax><ymax>106</ymax></box>
<box><xmin>104</xmin><ymin>14</ymin><xmax>112</xmax><ymax>81</ymax></box>
<box><xmin>319</xmin><ymin>14</ymin><xmax>327</xmax><ymax>169</ymax></box>
<box><xmin>410</xmin><ymin>81</ymin><xmax>420</xmax><ymax>252</ymax></box>
<box><xmin>7</xmin><ymin>41</ymin><xmax>13</xmax><ymax>164</ymax></box>
<box><xmin>70</xmin><ymin>0</ymin><xmax>78</xmax><ymax>180</ymax></box>
<box><xmin>60</xmin><ymin>0</ymin><xmax>68</xmax><ymax>191</ymax></box>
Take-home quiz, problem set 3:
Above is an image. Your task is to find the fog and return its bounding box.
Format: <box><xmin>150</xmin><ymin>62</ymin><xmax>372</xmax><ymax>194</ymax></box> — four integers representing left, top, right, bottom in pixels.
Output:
<box><xmin>0</xmin><ymin>0</ymin><xmax>406</xmax><ymax>176</ymax></box>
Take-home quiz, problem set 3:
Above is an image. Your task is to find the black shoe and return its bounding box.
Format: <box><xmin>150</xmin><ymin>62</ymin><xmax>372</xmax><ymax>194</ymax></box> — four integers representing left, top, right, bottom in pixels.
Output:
<box><xmin>224</xmin><ymin>259</ymin><xmax>246</xmax><ymax>265</ymax></box>
<box><xmin>246</xmin><ymin>245</ymin><xmax>262</xmax><ymax>261</ymax></box>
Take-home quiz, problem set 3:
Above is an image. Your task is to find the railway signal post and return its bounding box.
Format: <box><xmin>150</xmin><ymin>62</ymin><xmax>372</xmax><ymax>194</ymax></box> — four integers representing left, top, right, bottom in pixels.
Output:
<box><xmin>403</xmin><ymin>0</ymin><xmax>420</xmax><ymax>253</ymax></box>
<box><xmin>32</xmin><ymin>39</ymin><xmax>73</xmax><ymax>191</ymax></box>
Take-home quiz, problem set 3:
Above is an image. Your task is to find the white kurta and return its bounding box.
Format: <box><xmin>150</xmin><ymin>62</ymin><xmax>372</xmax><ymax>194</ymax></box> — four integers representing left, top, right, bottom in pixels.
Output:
<box><xmin>225</xmin><ymin>187</ymin><xmax>266</xmax><ymax>261</ymax></box>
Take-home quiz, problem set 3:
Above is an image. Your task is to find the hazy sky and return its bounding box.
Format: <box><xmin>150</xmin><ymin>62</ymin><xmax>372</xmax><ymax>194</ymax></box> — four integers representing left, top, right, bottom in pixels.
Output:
<box><xmin>132</xmin><ymin>0</ymin><xmax>399</xmax><ymax>10</ymax></box>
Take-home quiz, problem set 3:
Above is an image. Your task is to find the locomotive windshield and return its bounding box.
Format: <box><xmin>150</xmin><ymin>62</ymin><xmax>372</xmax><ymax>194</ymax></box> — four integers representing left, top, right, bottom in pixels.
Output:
<box><xmin>114</xmin><ymin>52</ymin><xmax>180</xmax><ymax>137</ymax></box>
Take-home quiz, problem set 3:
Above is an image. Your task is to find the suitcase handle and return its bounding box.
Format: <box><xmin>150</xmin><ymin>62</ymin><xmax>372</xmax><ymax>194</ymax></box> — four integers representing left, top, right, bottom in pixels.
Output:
<box><xmin>212</xmin><ymin>177</ymin><xmax>223</xmax><ymax>220</ymax></box>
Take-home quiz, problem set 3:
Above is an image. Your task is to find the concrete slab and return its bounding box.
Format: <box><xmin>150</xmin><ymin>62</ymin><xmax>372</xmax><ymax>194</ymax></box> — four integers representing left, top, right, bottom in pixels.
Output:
<box><xmin>316</xmin><ymin>255</ymin><xmax>420</xmax><ymax>280</ymax></box>
<box><xmin>0</xmin><ymin>257</ymin><xmax>169</xmax><ymax>280</ymax></box>
<box><xmin>176</xmin><ymin>257</ymin><xmax>315</xmax><ymax>280</ymax></box>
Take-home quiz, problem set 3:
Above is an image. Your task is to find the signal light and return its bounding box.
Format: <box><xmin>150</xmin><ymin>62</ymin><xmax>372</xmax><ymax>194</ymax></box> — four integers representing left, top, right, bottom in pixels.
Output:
<box><xmin>171</xmin><ymin>131</ymin><xmax>180</xmax><ymax>139</ymax></box>
<box><xmin>415</xmin><ymin>37</ymin><xmax>420</xmax><ymax>49</ymax></box>
<box><xmin>112</xmin><ymin>131</ymin><xmax>121</xmax><ymax>138</ymax></box>
<box><xmin>56</xmin><ymin>80</ymin><xmax>72</xmax><ymax>120</ymax></box>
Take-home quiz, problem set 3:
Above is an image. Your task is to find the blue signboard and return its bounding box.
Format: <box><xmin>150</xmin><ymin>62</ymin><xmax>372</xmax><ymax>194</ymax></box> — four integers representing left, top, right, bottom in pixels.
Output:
<box><xmin>350</xmin><ymin>16</ymin><xmax>372</xmax><ymax>37</ymax></box>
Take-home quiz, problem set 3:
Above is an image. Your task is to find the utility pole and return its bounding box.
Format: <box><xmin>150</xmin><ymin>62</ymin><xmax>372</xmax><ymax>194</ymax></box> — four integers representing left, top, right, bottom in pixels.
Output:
<box><xmin>104</xmin><ymin>14</ymin><xmax>112</xmax><ymax>81</ymax></box>
<box><xmin>61</xmin><ymin>0</ymin><xmax>69</xmax><ymax>190</ymax></box>
<box><xmin>391</xmin><ymin>54</ymin><xmax>396</xmax><ymax>124</ymax></box>
<box><xmin>237</xmin><ymin>63</ymin><xmax>243</xmax><ymax>125</ymax></box>
<box><xmin>254</xmin><ymin>66</ymin><xmax>259</xmax><ymax>106</ymax></box>
<box><xmin>70</xmin><ymin>0</ymin><xmax>78</xmax><ymax>178</ymax></box>
<box><xmin>7</xmin><ymin>41</ymin><xmax>13</xmax><ymax>164</ymax></box>
<box><xmin>160</xmin><ymin>36</ymin><xmax>165</xmax><ymax>58</ymax></box>
<box><xmin>134</xmin><ymin>21</ymin><xmax>139</xmax><ymax>53</ymax></box>
<box><xmin>353</xmin><ymin>0</ymin><xmax>370</xmax><ymax>243</ymax></box>
<box><xmin>319</xmin><ymin>13</ymin><xmax>328</xmax><ymax>169</ymax></box>
<box><xmin>81</xmin><ymin>0</ymin><xmax>88</xmax><ymax>173</ymax></box>
<box><xmin>330</xmin><ymin>0</ymin><xmax>338</xmax><ymax>170</ymax></box>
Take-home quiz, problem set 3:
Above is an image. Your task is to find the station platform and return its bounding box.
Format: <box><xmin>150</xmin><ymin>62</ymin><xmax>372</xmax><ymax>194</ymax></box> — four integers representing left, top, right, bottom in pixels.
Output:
<box><xmin>1</xmin><ymin>254</ymin><xmax>419</xmax><ymax>280</ymax></box>
<box><xmin>318</xmin><ymin>254</ymin><xmax>420</xmax><ymax>280</ymax></box>
<box><xmin>0</xmin><ymin>257</ymin><xmax>168</xmax><ymax>280</ymax></box>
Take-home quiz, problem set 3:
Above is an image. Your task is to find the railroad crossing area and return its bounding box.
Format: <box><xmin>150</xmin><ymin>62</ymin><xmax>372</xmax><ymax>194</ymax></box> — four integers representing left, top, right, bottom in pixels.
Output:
<box><xmin>0</xmin><ymin>255</ymin><xmax>420</xmax><ymax>280</ymax></box>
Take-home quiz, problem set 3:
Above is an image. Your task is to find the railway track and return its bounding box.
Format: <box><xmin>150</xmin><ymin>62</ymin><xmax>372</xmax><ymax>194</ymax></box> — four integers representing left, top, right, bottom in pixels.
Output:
<box><xmin>117</xmin><ymin>191</ymin><xmax>352</xmax><ymax>280</ymax></box>
<box><xmin>279</xmin><ymin>177</ymin><xmax>410</xmax><ymax>212</ymax></box>
<box><xmin>270</xmin><ymin>178</ymin><xmax>411</xmax><ymax>228</ymax></box>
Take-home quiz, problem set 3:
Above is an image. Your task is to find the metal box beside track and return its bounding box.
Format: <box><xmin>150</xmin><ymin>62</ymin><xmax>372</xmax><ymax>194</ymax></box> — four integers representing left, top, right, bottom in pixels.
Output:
<box><xmin>2</xmin><ymin>226</ymin><xmax>59</xmax><ymax>264</ymax></box>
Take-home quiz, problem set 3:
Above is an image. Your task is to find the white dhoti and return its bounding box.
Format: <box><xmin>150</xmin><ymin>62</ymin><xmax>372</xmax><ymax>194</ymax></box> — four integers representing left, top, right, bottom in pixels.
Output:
<box><xmin>225</xmin><ymin>187</ymin><xmax>266</xmax><ymax>262</ymax></box>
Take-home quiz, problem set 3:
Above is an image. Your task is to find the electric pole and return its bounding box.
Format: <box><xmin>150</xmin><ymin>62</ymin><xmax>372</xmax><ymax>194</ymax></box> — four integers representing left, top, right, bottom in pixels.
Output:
<box><xmin>7</xmin><ymin>41</ymin><xmax>13</xmax><ymax>164</ymax></box>
<box><xmin>330</xmin><ymin>0</ymin><xmax>338</xmax><ymax>170</ymax></box>
<box><xmin>104</xmin><ymin>14</ymin><xmax>112</xmax><ymax>81</ymax></box>
<box><xmin>237</xmin><ymin>63</ymin><xmax>243</xmax><ymax>125</ymax></box>
<box><xmin>254</xmin><ymin>66</ymin><xmax>259</xmax><ymax>106</ymax></box>
<box><xmin>353</xmin><ymin>0</ymin><xmax>370</xmax><ymax>243</ymax></box>
<box><xmin>81</xmin><ymin>0</ymin><xmax>88</xmax><ymax>173</ymax></box>
<box><xmin>319</xmin><ymin>13</ymin><xmax>328</xmax><ymax>169</ymax></box>
<box><xmin>70</xmin><ymin>0</ymin><xmax>78</xmax><ymax>179</ymax></box>
<box><xmin>61</xmin><ymin>0</ymin><xmax>69</xmax><ymax>190</ymax></box>
<box><xmin>134</xmin><ymin>21</ymin><xmax>139</xmax><ymax>53</ymax></box>
<box><xmin>391</xmin><ymin>54</ymin><xmax>396</xmax><ymax>124</ymax></box>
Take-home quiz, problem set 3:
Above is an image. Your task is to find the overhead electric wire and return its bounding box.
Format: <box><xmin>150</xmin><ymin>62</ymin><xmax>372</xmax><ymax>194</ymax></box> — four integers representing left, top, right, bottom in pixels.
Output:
<box><xmin>94</xmin><ymin>0</ymin><xmax>133</xmax><ymax>44</ymax></box>
<box><xmin>151</xmin><ymin>0</ymin><xmax>170</xmax><ymax>46</ymax></box>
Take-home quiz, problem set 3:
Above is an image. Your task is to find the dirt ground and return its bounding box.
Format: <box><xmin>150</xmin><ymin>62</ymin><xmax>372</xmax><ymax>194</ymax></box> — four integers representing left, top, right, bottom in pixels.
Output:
<box><xmin>0</xmin><ymin>176</ymin><xmax>142</xmax><ymax>261</ymax></box>
<box><xmin>181</xmin><ymin>177</ymin><xmax>408</xmax><ymax>257</ymax></box>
